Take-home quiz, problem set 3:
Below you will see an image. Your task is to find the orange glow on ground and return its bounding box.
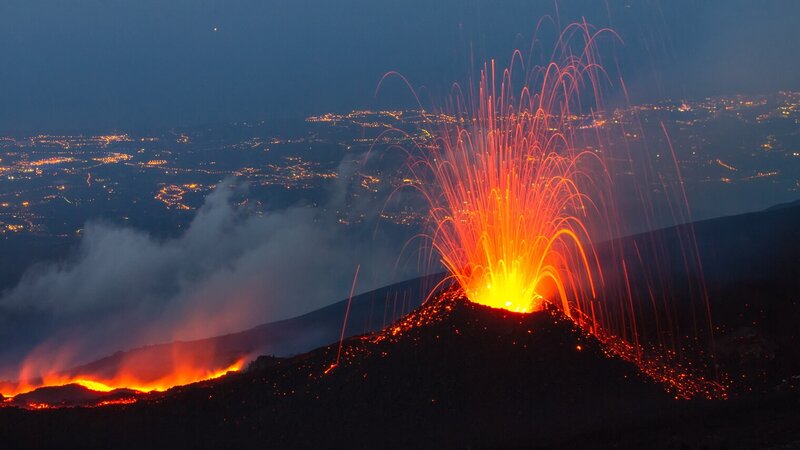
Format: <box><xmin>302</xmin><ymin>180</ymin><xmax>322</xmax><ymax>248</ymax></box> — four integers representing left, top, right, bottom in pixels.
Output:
<box><xmin>1</xmin><ymin>359</ymin><xmax>245</xmax><ymax>400</ymax></box>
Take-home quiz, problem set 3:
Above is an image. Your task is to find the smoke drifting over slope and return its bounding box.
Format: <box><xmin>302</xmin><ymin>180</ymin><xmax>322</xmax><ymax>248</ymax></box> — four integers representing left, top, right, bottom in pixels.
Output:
<box><xmin>0</xmin><ymin>177</ymin><xmax>420</xmax><ymax>380</ymax></box>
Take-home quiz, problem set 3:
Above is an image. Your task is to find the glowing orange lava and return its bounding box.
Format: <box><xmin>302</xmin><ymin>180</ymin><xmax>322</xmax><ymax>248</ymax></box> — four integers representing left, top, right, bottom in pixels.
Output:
<box><xmin>1</xmin><ymin>359</ymin><xmax>245</xmax><ymax>400</ymax></box>
<box><xmin>412</xmin><ymin>28</ymin><xmax>606</xmax><ymax>316</ymax></box>
<box><xmin>391</xmin><ymin>22</ymin><xmax>726</xmax><ymax>399</ymax></box>
<box><xmin>2</xmin><ymin>309</ymin><xmax>251</xmax><ymax>404</ymax></box>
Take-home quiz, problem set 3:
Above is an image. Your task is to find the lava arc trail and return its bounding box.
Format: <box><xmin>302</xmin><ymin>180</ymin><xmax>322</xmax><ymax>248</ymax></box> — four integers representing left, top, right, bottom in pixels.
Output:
<box><xmin>421</xmin><ymin>58</ymin><xmax>603</xmax><ymax>316</ymax></box>
<box><xmin>392</xmin><ymin>22</ymin><xmax>726</xmax><ymax>399</ymax></box>
<box><xmin>404</xmin><ymin>23</ymin><xmax>613</xmax><ymax>316</ymax></box>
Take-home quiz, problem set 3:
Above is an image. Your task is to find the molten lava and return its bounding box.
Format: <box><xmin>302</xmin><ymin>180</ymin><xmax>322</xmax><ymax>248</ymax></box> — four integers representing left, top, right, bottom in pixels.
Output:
<box><xmin>429</xmin><ymin>134</ymin><xmax>599</xmax><ymax>315</ymax></box>
<box><xmin>395</xmin><ymin>22</ymin><xmax>726</xmax><ymax>398</ymax></box>
<box><xmin>413</xmin><ymin>30</ymin><xmax>604</xmax><ymax>316</ymax></box>
<box><xmin>1</xmin><ymin>357</ymin><xmax>245</xmax><ymax>402</ymax></box>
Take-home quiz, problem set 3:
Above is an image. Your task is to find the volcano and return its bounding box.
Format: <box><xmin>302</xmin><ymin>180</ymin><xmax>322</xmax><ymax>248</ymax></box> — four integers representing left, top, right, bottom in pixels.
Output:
<box><xmin>1</xmin><ymin>291</ymin><xmax>799</xmax><ymax>449</ymax></box>
<box><xmin>0</xmin><ymin>293</ymin><xmax>679</xmax><ymax>449</ymax></box>
<box><xmin>2</xmin><ymin>203</ymin><xmax>800</xmax><ymax>448</ymax></box>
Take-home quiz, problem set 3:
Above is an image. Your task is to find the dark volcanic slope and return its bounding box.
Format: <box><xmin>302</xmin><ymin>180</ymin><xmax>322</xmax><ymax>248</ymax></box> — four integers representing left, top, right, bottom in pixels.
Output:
<box><xmin>636</xmin><ymin>201</ymin><xmax>800</xmax><ymax>392</ymax></box>
<box><xmin>55</xmin><ymin>273</ymin><xmax>444</xmax><ymax>385</ymax></box>
<box><xmin>54</xmin><ymin>201</ymin><xmax>800</xmax><ymax>398</ymax></box>
<box><xmin>0</xmin><ymin>295</ymin><xmax>677</xmax><ymax>449</ymax></box>
<box><xmin>586</xmin><ymin>201</ymin><xmax>800</xmax><ymax>395</ymax></box>
<box><xmin>2</xmin><ymin>204</ymin><xmax>800</xmax><ymax>448</ymax></box>
<box><xmin>3</xmin><ymin>294</ymin><xmax>800</xmax><ymax>449</ymax></box>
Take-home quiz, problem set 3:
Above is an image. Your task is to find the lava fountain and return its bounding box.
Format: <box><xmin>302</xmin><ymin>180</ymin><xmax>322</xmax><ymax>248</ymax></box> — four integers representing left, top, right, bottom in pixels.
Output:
<box><xmin>404</xmin><ymin>24</ymin><xmax>609</xmax><ymax>316</ymax></box>
<box><xmin>422</xmin><ymin>68</ymin><xmax>603</xmax><ymax>315</ymax></box>
<box><xmin>387</xmin><ymin>21</ymin><xmax>726</xmax><ymax>399</ymax></box>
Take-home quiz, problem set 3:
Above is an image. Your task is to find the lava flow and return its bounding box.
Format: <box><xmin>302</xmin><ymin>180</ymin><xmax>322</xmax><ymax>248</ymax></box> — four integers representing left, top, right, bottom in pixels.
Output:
<box><xmin>1</xmin><ymin>350</ymin><xmax>246</xmax><ymax>407</ymax></box>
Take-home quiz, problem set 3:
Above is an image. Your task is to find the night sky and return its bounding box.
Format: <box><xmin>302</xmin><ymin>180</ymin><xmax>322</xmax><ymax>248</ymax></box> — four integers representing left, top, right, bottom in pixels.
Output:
<box><xmin>2</xmin><ymin>3</ymin><xmax>800</xmax><ymax>437</ymax></box>
<box><xmin>1</xmin><ymin>0</ymin><xmax>798</xmax><ymax>133</ymax></box>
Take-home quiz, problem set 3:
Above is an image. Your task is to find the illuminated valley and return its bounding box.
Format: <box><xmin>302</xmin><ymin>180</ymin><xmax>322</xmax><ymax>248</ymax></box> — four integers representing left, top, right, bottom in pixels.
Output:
<box><xmin>0</xmin><ymin>92</ymin><xmax>798</xmax><ymax>244</ymax></box>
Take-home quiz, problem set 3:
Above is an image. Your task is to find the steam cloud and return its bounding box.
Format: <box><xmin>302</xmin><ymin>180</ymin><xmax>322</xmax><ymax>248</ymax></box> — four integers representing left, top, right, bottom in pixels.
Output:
<box><xmin>0</xmin><ymin>175</ymin><xmax>421</xmax><ymax>379</ymax></box>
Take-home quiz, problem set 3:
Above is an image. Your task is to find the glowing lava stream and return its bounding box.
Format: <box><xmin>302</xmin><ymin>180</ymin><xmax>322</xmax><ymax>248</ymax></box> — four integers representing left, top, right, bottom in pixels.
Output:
<box><xmin>1</xmin><ymin>359</ymin><xmax>245</xmax><ymax>399</ymax></box>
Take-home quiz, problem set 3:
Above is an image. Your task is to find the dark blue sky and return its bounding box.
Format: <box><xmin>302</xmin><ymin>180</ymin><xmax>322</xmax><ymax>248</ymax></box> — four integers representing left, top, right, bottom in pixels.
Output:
<box><xmin>0</xmin><ymin>0</ymin><xmax>797</xmax><ymax>133</ymax></box>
